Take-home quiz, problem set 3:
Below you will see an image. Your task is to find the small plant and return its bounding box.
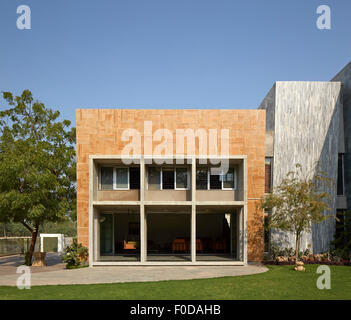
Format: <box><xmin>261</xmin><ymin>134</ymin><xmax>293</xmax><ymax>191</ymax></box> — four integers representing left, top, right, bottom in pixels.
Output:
<box><xmin>261</xmin><ymin>163</ymin><xmax>333</xmax><ymax>262</ymax></box>
<box><xmin>62</xmin><ymin>239</ymin><xmax>88</xmax><ymax>268</ymax></box>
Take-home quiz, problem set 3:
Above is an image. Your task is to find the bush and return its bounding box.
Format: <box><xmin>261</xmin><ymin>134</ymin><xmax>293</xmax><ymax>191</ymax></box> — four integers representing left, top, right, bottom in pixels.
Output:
<box><xmin>269</xmin><ymin>243</ymin><xmax>311</xmax><ymax>260</ymax></box>
<box><xmin>62</xmin><ymin>240</ymin><xmax>88</xmax><ymax>268</ymax></box>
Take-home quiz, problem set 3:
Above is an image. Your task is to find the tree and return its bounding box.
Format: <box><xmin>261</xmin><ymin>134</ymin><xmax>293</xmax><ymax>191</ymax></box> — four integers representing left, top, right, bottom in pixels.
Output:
<box><xmin>0</xmin><ymin>90</ymin><xmax>76</xmax><ymax>265</ymax></box>
<box><xmin>261</xmin><ymin>164</ymin><xmax>333</xmax><ymax>262</ymax></box>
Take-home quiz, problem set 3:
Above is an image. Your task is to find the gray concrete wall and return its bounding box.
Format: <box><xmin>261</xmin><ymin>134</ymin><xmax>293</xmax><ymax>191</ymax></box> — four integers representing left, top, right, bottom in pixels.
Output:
<box><xmin>260</xmin><ymin>81</ymin><xmax>342</xmax><ymax>253</ymax></box>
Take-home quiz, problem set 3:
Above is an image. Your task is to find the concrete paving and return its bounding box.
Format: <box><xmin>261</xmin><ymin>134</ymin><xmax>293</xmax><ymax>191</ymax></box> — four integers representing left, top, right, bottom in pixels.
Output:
<box><xmin>0</xmin><ymin>260</ymin><xmax>267</xmax><ymax>286</ymax></box>
<box><xmin>0</xmin><ymin>253</ymin><xmax>65</xmax><ymax>276</ymax></box>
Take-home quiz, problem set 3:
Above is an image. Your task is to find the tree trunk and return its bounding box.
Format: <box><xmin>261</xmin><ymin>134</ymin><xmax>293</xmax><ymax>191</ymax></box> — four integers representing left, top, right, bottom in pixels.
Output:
<box><xmin>2</xmin><ymin>224</ymin><xmax>6</xmax><ymax>238</ymax></box>
<box><xmin>295</xmin><ymin>233</ymin><xmax>299</xmax><ymax>263</ymax></box>
<box><xmin>26</xmin><ymin>224</ymin><xmax>39</xmax><ymax>266</ymax></box>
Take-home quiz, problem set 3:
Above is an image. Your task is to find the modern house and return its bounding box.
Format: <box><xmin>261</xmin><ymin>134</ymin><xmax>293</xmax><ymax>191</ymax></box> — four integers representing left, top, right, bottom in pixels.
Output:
<box><xmin>76</xmin><ymin>110</ymin><xmax>265</xmax><ymax>266</ymax></box>
<box><xmin>76</xmin><ymin>61</ymin><xmax>351</xmax><ymax>266</ymax></box>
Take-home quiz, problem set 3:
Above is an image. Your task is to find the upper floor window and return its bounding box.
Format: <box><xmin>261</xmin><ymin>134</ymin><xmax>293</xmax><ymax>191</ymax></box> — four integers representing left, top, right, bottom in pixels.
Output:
<box><xmin>101</xmin><ymin>167</ymin><xmax>113</xmax><ymax>190</ymax></box>
<box><xmin>265</xmin><ymin>158</ymin><xmax>273</xmax><ymax>194</ymax></box>
<box><xmin>147</xmin><ymin>167</ymin><xmax>190</xmax><ymax>190</ymax></box>
<box><xmin>196</xmin><ymin>167</ymin><xmax>236</xmax><ymax>190</ymax></box>
<box><xmin>337</xmin><ymin>154</ymin><xmax>344</xmax><ymax>196</ymax></box>
<box><xmin>115</xmin><ymin>168</ymin><xmax>129</xmax><ymax>190</ymax></box>
<box><xmin>99</xmin><ymin>167</ymin><xmax>140</xmax><ymax>190</ymax></box>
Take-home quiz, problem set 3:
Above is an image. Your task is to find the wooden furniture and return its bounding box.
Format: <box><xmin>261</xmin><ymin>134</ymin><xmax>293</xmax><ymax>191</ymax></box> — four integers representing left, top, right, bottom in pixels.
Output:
<box><xmin>214</xmin><ymin>239</ymin><xmax>227</xmax><ymax>252</ymax></box>
<box><xmin>123</xmin><ymin>240</ymin><xmax>137</xmax><ymax>250</ymax></box>
<box><xmin>172</xmin><ymin>239</ymin><xmax>187</xmax><ymax>253</ymax></box>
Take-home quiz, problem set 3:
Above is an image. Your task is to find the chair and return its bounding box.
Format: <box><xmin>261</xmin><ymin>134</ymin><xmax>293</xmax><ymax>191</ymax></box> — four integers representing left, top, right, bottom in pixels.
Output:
<box><xmin>172</xmin><ymin>239</ymin><xmax>187</xmax><ymax>253</ymax></box>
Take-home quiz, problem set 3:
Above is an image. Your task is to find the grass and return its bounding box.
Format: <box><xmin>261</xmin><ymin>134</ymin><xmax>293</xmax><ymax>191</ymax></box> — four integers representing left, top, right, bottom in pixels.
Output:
<box><xmin>0</xmin><ymin>265</ymin><xmax>350</xmax><ymax>300</ymax></box>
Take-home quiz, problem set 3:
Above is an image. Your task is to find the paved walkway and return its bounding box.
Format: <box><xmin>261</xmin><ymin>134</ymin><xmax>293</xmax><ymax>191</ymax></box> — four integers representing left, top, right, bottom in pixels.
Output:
<box><xmin>0</xmin><ymin>253</ymin><xmax>65</xmax><ymax>276</ymax></box>
<box><xmin>0</xmin><ymin>257</ymin><xmax>267</xmax><ymax>286</ymax></box>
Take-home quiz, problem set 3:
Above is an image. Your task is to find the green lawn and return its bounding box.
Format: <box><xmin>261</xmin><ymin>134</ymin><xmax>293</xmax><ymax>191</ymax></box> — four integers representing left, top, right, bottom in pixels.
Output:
<box><xmin>0</xmin><ymin>265</ymin><xmax>350</xmax><ymax>300</ymax></box>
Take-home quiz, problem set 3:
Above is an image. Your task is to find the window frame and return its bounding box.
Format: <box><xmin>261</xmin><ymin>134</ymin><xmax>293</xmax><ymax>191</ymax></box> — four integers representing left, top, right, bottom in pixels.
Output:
<box><xmin>99</xmin><ymin>166</ymin><xmax>130</xmax><ymax>190</ymax></box>
<box><xmin>113</xmin><ymin>167</ymin><xmax>130</xmax><ymax>190</ymax></box>
<box><xmin>197</xmin><ymin>167</ymin><xmax>237</xmax><ymax>190</ymax></box>
<box><xmin>99</xmin><ymin>166</ymin><xmax>114</xmax><ymax>190</ymax></box>
<box><xmin>174</xmin><ymin>167</ymin><xmax>190</xmax><ymax>190</ymax></box>
<box><xmin>146</xmin><ymin>166</ymin><xmax>190</xmax><ymax>190</ymax></box>
<box><xmin>221</xmin><ymin>167</ymin><xmax>237</xmax><ymax>190</ymax></box>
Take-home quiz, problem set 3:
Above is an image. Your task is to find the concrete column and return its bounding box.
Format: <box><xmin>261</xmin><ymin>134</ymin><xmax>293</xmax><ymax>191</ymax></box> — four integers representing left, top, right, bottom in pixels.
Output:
<box><xmin>243</xmin><ymin>205</ymin><xmax>248</xmax><ymax>264</ymax></box>
<box><xmin>140</xmin><ymin>204</ymin><xmax>146</xmax><ymax>262</ymax></box>
<box><xmin>243</xmin><ymin>156</ymin><xmax>248</xmax><ymax>264</ymax></box>
<box><xmin>140</xmin><ymin>156</ymin><xmax>145</xmax><ymax>202</ymax></box>
<box><xmin>192</xmin><ymin>156</ymin><xmax>196</xmax><ymax>202</ymax></box>
<box><xmin>191</xmin><ymin>203</ymin><xmax>196</xmax><ymax>262</ymax></box>
<box><xmin>237</xmin><ymin>208</ymin><xmax>242</xmax><ymax>261</ymax></box>
<box><xmin>94</xmin><ymin>208</ymin><xmax>100</xmax><ymax>261</ymax></box>
<box><xmin>89</xmin><ymin>156</ymin><xmax>94</xmax><ymax>267</ymax></box>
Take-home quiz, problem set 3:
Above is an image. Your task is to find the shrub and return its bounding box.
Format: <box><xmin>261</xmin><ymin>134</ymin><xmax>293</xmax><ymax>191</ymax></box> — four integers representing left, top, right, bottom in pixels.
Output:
<box><xmin>62</xmin><ymin>240</ymin><xmax>88</xmax><ymax>268</ymax></box>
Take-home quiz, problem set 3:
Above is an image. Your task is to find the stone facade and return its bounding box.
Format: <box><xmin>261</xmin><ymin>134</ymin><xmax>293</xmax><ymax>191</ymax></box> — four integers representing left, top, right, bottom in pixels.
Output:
<box><xmin>76</xmin><ymin>109</ymin><xmax>266</xmax><ymax>261</ymax></box>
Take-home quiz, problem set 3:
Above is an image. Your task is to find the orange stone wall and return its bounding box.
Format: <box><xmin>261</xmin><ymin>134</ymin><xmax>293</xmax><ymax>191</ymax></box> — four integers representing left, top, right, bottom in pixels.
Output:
<box><xmin>76</xmin><ymin>109</ymin><xmax>266</xmax><ymax>261</ymax></box>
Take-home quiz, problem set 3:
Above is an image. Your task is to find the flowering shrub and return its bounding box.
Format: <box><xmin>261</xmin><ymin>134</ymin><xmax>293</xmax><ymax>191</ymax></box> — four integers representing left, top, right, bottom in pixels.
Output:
<box><xmin>62</xmin><ymin>239</ymin><xmax>88</xmax><ymax>268</ymax></box>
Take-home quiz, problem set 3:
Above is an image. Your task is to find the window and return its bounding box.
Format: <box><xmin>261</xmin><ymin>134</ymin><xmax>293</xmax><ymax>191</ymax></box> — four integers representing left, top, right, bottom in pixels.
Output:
<box><xmin>222</xmin><ymin>168</ymin><xmax>235</xmax><ymax>189</ymax></box>
<box><xmin>209</xmin><ymin>173</ymin><xmax>222</xmax><ymax>189</ymax></box>
<box><xmin>162</xmin><ymin>168</ymin><xmax>175</xmax><ymax>189</ymax></box>
<box><xmin>100</xmin><ymin>167</ymin><xmax>113</xmax><ymax>190</ymax></box>
<box><xmin>129</xmin><ymin>167</ymin><xmax>140</xmax><ymax>189</ymax></box>
<box><xmin>129</xmin><ymin>222</ymin><xmax>140</xmax><ymax>236</ymax></box>
<box><xmin>115</xmin><ymin>168</ymin><xmax>129</xmax><ymax>189</ymax></box>
<box><xmin>196</xmin><ymin>167</ymin><xmax>237</xmax><ymax>190</ymax></box>
<box><xmin>265</xmin><ymin>158</ymin><xmax>273</xmax><ymax>193</ymax></box>
<box><xmin>147</xmin><ymin>167</ymin><xmax>189</xmax><ymax>190</ymax></box>
<box><xmin>100</xmin><ymin>167</ymin><xmax>133</xmax><ymax>190</ymax></box>
<box><xmin>148</xmin><ymin>167</ymin><xmax>161</xmax><ymax>190</ymax></box>
<box><xmin>337</xmin><ymin>154</ymin><xmax>344</xmax><ymax>196</ymax></box>
<box><xmin>176</xmin><ymin>168</ymin><xmax>188</xmax><ymax>189</ymax></box>
<box><xmin>196</xmin><ymin>168</ymin><xmax>208</xmax><ymax>190</ymax></box>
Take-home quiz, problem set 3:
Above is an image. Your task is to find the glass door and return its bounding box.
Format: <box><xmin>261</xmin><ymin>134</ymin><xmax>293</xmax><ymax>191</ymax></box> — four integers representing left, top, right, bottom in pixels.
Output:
<box><xmin>100</xmin><ymin>213</ymin><xmax>113</xmax><ymax>255</ymax></box>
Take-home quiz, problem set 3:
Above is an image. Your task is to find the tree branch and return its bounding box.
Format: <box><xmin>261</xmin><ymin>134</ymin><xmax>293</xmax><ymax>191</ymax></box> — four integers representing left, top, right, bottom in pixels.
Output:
<box><xmin>20</xmin><ymin>221</ymin><xmax>33</xmax><ymax>233</ymax></box>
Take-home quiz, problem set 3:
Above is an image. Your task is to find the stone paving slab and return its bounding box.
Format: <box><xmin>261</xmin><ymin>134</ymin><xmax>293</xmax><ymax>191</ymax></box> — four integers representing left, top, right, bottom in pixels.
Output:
<box><xmin>0</xmin><ymin>264</ymin><xmax>267</xmax><ymax>286</ymax></box>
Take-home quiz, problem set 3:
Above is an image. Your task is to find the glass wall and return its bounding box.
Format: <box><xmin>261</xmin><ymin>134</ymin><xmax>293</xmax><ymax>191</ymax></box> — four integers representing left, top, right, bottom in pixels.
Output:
<box><xmin>147</xmin><ymin>213</ymin><xmax>191</xmax><ymax>262</ymax></box>
<box><xmin>99</xmin><ymin>212</ymin><xmax>140</xmax><ymax>261</ymax></box>
<box><xmin>196</xmin><ymin>212</ymin><xmax>238</xmax><ymax>261</ymax></box>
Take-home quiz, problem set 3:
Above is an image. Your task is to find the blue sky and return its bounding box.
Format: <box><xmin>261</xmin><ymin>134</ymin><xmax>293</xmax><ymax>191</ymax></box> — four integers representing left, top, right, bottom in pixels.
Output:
<box><xmin>0</xmin><ymin>0</ymin><xmax>350</xmax><ymax>125</ymax></box>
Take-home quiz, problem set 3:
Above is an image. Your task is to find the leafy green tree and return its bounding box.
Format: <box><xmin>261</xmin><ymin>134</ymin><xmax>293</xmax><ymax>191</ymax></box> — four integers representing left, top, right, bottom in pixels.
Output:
<box><xmin>261</xmin><ymin>164</ymin><xmax>334</xmax><ymax>262</ymax></box>
<box><xmin>0</xmin><ymin>90</ymin><xmax>76</xmax><ymax>265</ymax></box>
